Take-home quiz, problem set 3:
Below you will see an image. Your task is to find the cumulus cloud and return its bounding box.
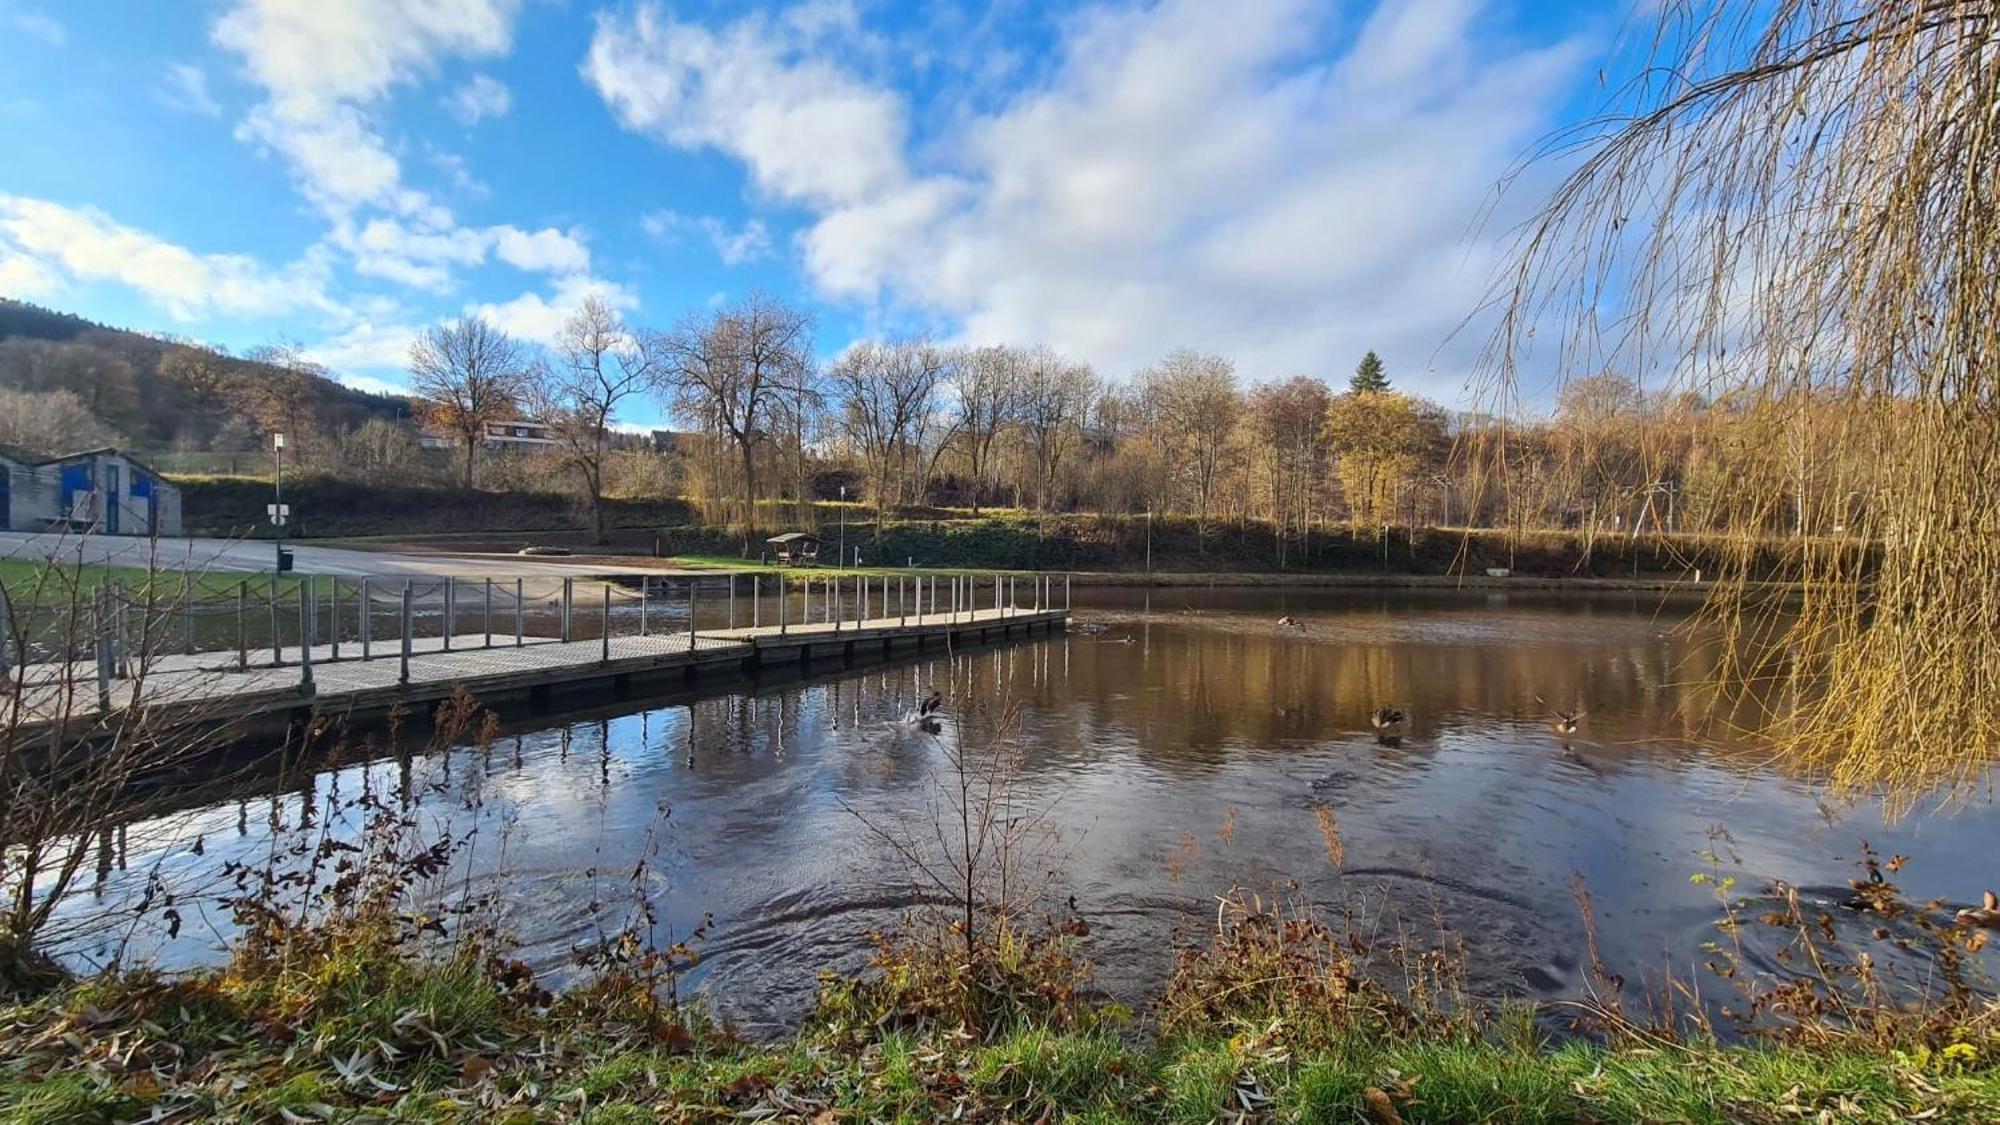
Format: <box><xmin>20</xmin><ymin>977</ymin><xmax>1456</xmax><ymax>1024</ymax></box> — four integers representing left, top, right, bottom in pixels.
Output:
<box><xmin>446</xmin><ymin>73</ymin><xmax>511</xmax><ymax>124</ymax></box>
<box><xmin>469</xmin><ymin>274</ymin><xmax>637</xmax><ymax>345</ymax></box>
<box><xmin>0</xmin><ymin>193</ymin><xmax>339</xmax><ymax>321</ymax></box>
<box><xmin>157</xmin><ymin>63</ymin><xmax>223</xmax><ymax>117</ymax></box>
<box><xmin>640</xmin><ymin>210</ymin><xmax>772</xmax><ymax>265</ymax></box>
<box><xmin>587</xmin><ymin>0</ymin><xmax>1585</xmax><ymax>396</ymax></box>
<box><xmin>303</xmin><ymin>321</ymin><xmax>422</xmax><ymax>379</ymax></box>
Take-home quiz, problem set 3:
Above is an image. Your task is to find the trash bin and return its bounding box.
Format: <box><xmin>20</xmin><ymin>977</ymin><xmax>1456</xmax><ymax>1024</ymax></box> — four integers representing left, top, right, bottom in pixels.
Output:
<box><xmin>276</xmin><ymin>547</ymin><xmax>295</xmax><ymax>573</ymax></box>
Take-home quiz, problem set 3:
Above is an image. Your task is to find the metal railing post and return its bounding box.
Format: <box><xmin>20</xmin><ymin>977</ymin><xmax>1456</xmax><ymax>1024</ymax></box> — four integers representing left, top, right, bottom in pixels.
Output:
<box><xmin>236</xmin><ymin>580</ymin><xmax>248</xmax><ymax>671</ymax></box>
<box><xmin>899</xmin><ymin>577</ymin><xmax>907</xmax><ymax>625</ymax></box>
<box><xmin>994</xmin><ymin>574</ymin><xmax>1001</xmax><ymax>617</ymax></box>
<box><xmin>640</xmin><ymin>578</ymin><xmax>650</xmax><ymax>637</ymax></box>
<box><xmin>484</xmin><ymin>578</ymin><xmax>493</xmax><ymax>647</ymax></box>
<box><xmin>514</xmin><ymin>578</ymin><xmax>524</xmax><ymax>646</ymax></box>
<box><xmin>360</xmin><ymin>577</ymin><xmax>371</xmax><ymax>660</ymax></box>
<box><xmin>803</xmin><ymin>575</ymin><xmax>811</xmax><ymax>626</ymax></box>
<box><xmin>399</xmin><ymin>583</ymin><xmax>413</xmax><ymax>684</ymax></box>
<box><xmin>729</xmin><ymin>574</ymin><xmax>736</xmax><ymax>630</ymax></box>
<box><xmin>443</xmin><ymin>576</ymin><xmax>455</xmax><ymax>652</ymax></box>
<box><xmin>688</xmin><ymin>578</ymin><xmax>698</xmax><ymax>649</ymax></box>
<box><xmin>561</xmin><ymin>578</ymin><xmax>573</xmax><ymax>642</ymax></box>
<box><xmin>601</xmin><ymin>585</ymin><xmax>611</xmax><ymax>663</ymax></box>
<box><xmin>1066</xmin><ymin>573</ymin><xmax>1072</xmax><ymax>610</ymax></box>
<box><xmin>181</xmin><ymin>578</ymin><xmax>195</xmax><ymax>656</ymax></box>
<box><xmin>752</xmin><ymin>574</ymin><xmax>761</xmax><ymax>630</ymax></box>
<box><xmin>329</xmin><ymin>578</ymin><xmax>340</xmax><ymax>661</ymax></box>
<box><xmin>114</xmin><ymin>581</ymin><xmax>130</xmax><ymax>679</ymax></box>
<box><xmin>833</xmin><ymin>575</ymin><xmax>841</xmax><ymax>633</ymax></box>
<box><xmin>297</xmin><ymin>575</ymin><xmax>314</xmax><ymax>693</ymax></box>
<box><xmin>269</xmin><ymin>575</ymin><xmax>281</xmax><ymax>667</ymax></box>
<box><xmin>777</xmin><ymin>575</ymin><xmax>786</xmax><ymax>636</ymax></box>
<box><xmin>94</xmin><ymin>587</ymin><xmax>111</xmax><ymax>711</ymax></box>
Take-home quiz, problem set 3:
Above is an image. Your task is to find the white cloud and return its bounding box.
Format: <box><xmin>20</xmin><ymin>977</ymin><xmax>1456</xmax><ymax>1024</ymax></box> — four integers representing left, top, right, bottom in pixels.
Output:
<box><xmin>10</xmin><ymin>9</ymin><xmax>63</xmax><ymax>45</ymax></box>
<box><xmin>0</xmin><ymin>193</ymin><xmax>339</xmax><ymax>321</ymax></box>
<box><xmin>469</xmin><ymin>275</ymin><xmax>636</xmax><ymax>345</ymax></box>
<box><xmin>157</xmin><ymin>63</ymin><xmax>223</xmax><ymax>117</ymax></box>
<box><xmin>303</xmin><ymin>321</ymin><xmax>422</xmax><ymax>379</ymax></box>
<box><xmin>584</xmin><ymin>4</ymin><xmax>910</xmax><ymax>208</ymax></box>
<box><xmin>587</xmin><ymin>0</ymin><xmax>1586</xmax><ymax>396</ymax></box>
<box><xmin>446</xmin><ymin>73</ymin><xmax>512</xmax><ymax>124</ymax></box>
<box><xmin>491</xmin><ymin>225</ymin><xmax>590</xmax><ymax>273</ymax></box>
<box><xmin>640</xmin><ymin>210</ymin><xmax>772</xmax><ymax>265</ymax></box>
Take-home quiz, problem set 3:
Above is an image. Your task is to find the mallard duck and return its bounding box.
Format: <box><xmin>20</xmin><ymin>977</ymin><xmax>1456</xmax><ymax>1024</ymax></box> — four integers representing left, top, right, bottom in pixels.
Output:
<box><xmin>1956</xmin><ymin>890</ymin><xmax>2000</xmax><ymax>930</ymax></box>
<box><xmin>1535</xmin><ymin>695</ymin><xmax>1586</xmax><ymax>736</ymax></box>
<box><xmin>1277</xmin><ymin>615</ymin><xmax>1304</xmax><ymax>629</ymax></box>
<box><xmin>1370</xmin><ymin>707</ymin><xmax>1406</xmax><ymax>733</ymax></box>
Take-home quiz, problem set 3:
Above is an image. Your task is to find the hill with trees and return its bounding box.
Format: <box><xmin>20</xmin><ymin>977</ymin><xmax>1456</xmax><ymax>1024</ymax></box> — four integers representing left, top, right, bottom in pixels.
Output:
<box><xmin>0</xmin><ymin>298</ymin><xmax>415</xmax><ymax>457</ymax></box>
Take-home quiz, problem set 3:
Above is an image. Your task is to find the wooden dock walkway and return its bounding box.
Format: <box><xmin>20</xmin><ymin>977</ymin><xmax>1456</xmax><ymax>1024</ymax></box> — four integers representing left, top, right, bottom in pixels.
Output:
<box><xmin>19</xmin><ymin>602</ymin><xmax>1069</xmax><ymax>741</ymax></box>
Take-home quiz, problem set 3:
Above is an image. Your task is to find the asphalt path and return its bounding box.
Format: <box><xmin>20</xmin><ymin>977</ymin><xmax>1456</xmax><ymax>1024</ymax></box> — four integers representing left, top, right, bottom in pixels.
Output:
<box><xmin>0</xmin><ymin>531</ymin><xmax>664</xmax><ymax>578</ymax></box>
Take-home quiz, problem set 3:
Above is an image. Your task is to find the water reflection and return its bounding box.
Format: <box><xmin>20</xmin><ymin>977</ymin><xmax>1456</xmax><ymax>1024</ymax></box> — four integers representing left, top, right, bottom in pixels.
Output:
<box><xmin>50</xmin><ymin>588</ymin><xmax>2000</xmax><ymax>1035</ymax></box>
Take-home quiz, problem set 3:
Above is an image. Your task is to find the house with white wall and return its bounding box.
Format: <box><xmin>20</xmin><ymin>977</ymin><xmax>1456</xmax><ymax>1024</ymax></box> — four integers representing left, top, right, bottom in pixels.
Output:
<box><xmin>0</xmin><ymin>447</ymin><xmax>183</xmax><ymax>537</ymax></box>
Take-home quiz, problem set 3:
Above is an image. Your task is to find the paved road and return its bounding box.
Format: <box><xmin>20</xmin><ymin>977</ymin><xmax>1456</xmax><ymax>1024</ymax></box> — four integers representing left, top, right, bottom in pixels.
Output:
<box><xmin>0</xmin><ymin>531</ymin><xmax>664</xmax><ymax>578</ymax></box>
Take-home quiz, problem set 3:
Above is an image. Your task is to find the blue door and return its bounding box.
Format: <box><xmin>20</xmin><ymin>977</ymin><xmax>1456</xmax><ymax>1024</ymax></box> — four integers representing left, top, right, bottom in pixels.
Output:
<box><xmin>105</xmin><ymin>463</ymin><xmax>120</xmax><ymax>534</ymax></box>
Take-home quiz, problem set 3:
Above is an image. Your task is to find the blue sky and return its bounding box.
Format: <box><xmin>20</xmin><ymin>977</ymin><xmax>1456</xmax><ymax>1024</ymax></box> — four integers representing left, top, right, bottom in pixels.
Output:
<box><xmin>0</xmin><ymin>0</ymin><xmax>1610</xmax><ymax>425</ymax></box>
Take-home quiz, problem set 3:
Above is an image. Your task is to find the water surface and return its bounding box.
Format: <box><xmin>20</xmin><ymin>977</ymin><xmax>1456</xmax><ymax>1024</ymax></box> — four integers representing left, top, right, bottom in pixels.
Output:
<box><xmin>57</xmin><ymin>587</ymin><xmax>2000</xmax><ymax>1034</ymax></box>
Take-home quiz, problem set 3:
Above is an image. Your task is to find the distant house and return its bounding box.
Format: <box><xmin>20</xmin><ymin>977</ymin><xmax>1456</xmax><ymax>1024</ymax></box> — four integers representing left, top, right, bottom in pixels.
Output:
<box><xmin>765</xmin><ymin>531</ymin><xmax>822</xmax><ymax>564</ymax></box>
<box><xmin>418</xmin><ymin>419</ymin><xmax>559</xmax><ymax>452</ymax></box>
<box><xmin>0</xmin><ymin>447</ymin><xmax>183</xmax><ymax>537</ymax></box>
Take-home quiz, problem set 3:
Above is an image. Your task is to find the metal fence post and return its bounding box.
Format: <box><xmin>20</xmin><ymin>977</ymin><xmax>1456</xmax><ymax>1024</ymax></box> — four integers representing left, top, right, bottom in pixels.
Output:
<box><xmin>236</xmin><ymin>580</ymin><xmax>248</xmax><ymax>671</ymax></box>
<box><xmin>899</xmin><ymin>577</ymin><xmax>907</xmax><ymax>625</ymax></box>
<box><xmin>561</xmin><ymin>578</ymin><xmax>573</xmax><ymax>642</ymax></box>
<box><xmin>94</xmin><ymin>587</ymin><xmax>111</xmax><ymax>711</ymax></box>
<box><xmin>729</xmin><ymin>574</ymin><xmax>736</xmax><ymax>630</ymax></box>
<box><xmin>778</xmin><ymin>576</ymin><xmax>787</xmax><ymax>636</ymax></box>
<box><xmin>640</xmin><ymin>578</ymin><xmax>650</xmax><ymax>637</ymax></box>
<box><xmin>329</xmin><ymin>578</ymin><xmax>340</xmax><ymax>661</ymax></box>
<box><xmin>115</xmin><ymin>581</ymin><xmax>130</xmax><ymax>679</ymax></box>
<box><xmin>399</xmin><ymin>583</ymin><xmax>413</xmax><ymax>683</ymax></box>
<box><xmin>752</xmin><ymin>574</ymin><xmax>760</xmax><ymax>630</ymax></box>
<box><xmin>297</xmin><ymin>575</ymin><xmax>314</xmax><ymax>692</ymax></box>
<box><xmin>182</xmin><ymin>578</ymin><xmax>195</xmax><ymax>656</ymax></box>
<box><xmin>688</xmin><ymin>578</ymin><xmax>698</xmax><ymax>649</ymax></box>
<box><xmin>995</xmin><ymin>574</ymin><xmax>1001</xmax><ymax>617</ymax></box>
<box><xmin>443</xmin><ymin>576</ymin><xmax>455</xmax><ymax>652</ymax></box>
<box><xmin>514</xmin><ymin>578</ymin><xmax>524</xmax><ymax>646</ymax></box>
<box><xmin>833</xmin><ymin>575</ymin><xmax>841</xmax><ymax>633</ymax></box>
<box><xmin>484</xmin><ymin>578</ymin><xmax>493</xmax><ymax>647</ymax></box>
<box><xmin>601</xmin><ymin>585</ymin><xmax>611</xmax><ymax>663</ymax></box>
<box><xmin>1066</xmin><ymin>573</ymin><xmax>1072</xmax><ymax>610</ymax></box>
<box><xmin>269</xmin><ymin>574</ymin><xmax>281</xmax><ymax>666</ymax></box>
<box><xmin>803</xmin><ymin>575</ymin><xmax>811</xmax><ymax>626</ymax></box>
<box><xmin>360</xmin><ymin>577</ymin><xmax>372</xmax><ymax>660</ymax></box>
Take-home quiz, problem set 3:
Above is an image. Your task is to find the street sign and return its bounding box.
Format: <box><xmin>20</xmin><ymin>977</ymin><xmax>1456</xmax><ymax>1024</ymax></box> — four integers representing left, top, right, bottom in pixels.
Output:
<box><xmin>267</xmin><ymin>503</ymin><xmax>290</xmax><ymax>526</ymax></box>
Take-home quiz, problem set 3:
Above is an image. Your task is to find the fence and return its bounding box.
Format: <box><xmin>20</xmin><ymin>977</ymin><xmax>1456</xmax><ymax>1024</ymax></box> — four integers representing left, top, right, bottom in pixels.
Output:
<box><xmin>0</xmin><ymin>570</ymin><xmax>1072</xmax><ymax>704</ymax></box>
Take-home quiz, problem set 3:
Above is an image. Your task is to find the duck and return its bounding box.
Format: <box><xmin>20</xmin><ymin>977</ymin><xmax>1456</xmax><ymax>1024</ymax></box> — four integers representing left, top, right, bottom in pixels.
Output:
<box><xmin>1956</xmin><ymin>890</ymin><xmax>2000</xmax><ymax>930</ymax></box>
<box><xmin>1277</xmin><ymin>615</ymin><xmax>1305</xmax><ymax>630</ymax></box>
<box><xmin>1535</xmin><ymin>695</ymin><xmax>1586</xmax><ymax>736</ymax></box>
<box><xmin>1370</xmin><ymin>706</ymin><xmax>1407</xmax><ymax>734</ymax></box>
<box><xmin>900</xmin><ymin>691</ymin><xmax>944</xmax><ymax>734</ymax></box>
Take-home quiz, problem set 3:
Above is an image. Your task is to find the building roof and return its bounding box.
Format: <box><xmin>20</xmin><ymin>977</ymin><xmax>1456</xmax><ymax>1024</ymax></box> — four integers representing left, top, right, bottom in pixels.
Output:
<box><xmin>37</xmin><ymin>447</ymin><xmax>176</xmax><ymax>482</ymax></box>
<box><xmin>766</xmin><ymin>532</ymin><xmax>822</xmax><ymax>545</ymax></box>
<box><xmin>0</xmin><ymin>442</ymin><xmax>39</xmax><ymax>466</ymax></box>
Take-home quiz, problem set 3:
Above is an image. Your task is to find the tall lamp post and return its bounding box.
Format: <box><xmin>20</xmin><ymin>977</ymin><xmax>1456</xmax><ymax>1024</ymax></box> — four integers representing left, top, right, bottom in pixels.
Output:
<box><xmin>271</xmin><ymin>432</ymin><xmax>287</xmax><ymax>570</ymax></box>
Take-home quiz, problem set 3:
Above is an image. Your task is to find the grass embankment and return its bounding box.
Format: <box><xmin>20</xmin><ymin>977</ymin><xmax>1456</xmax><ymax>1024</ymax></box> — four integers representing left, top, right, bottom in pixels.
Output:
<box><xmin>0</xmin><ymin>559</ymin><xmax>308</xmax><ymax>608</ymax></box>
<box><xmin>8</xmin><ymin>974</ymin><xmax>1995</xmax><ymax>1123</ymax></box>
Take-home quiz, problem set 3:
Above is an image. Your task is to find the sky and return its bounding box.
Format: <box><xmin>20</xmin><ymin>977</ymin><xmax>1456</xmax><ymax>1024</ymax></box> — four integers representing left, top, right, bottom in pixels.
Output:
<box><xmin>0</xmin><ymin>0</ymin><xmax>1613</xmax><ymax>425</ymax></box>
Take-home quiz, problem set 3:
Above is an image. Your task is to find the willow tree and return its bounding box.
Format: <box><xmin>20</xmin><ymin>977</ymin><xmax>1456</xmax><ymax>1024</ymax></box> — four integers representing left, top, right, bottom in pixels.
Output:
<box><xmin>1492</xmin><ymin>0</ymin><xmax>2000</xmax><ymax>806</ymax></box>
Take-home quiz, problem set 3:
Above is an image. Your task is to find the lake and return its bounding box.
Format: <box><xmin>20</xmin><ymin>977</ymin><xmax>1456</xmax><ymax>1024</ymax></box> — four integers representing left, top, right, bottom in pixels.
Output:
<box><xmin>53</xmin><ymin>586</ymin><xmax>2000</xmax><ymax>1036</ymax></box>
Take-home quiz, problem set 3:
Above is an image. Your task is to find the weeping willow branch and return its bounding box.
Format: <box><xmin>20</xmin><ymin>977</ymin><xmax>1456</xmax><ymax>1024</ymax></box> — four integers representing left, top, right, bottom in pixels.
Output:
<box><xmin>1487</xmin><ymin>0</ymin><xmax>2000</xmax><ymax>811</ymax></box>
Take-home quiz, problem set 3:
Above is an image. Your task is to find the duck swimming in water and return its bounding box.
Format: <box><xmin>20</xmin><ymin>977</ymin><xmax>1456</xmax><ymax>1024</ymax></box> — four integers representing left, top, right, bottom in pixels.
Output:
<box><xmin>1370</xmin><ymin>707</ymin><xmax>1406</xmax><ymax>741</ymax></box>
<box><xmin>1956</xmin><ymin>890</ymin><xmax>2000</xmax><ymax>930</ymax></box>
<box><xmin>900</xmin><ymin>691</ymin><xmax>944</xmax><ymax>734</ymax></box>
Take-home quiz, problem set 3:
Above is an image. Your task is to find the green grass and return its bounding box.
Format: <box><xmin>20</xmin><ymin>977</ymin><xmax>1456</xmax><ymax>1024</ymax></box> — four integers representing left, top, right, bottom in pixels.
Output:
<box><xmin>0</xmin><ymin>558</ymin><xmax>311</xmax><ymax>607</ymax></box>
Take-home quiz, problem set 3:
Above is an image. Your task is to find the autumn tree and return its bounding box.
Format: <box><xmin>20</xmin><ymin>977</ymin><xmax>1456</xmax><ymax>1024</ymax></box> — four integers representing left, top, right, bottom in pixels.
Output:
<box><xmin>239</xmin><ymin>340</ymin><xmax>328</xmax><ymax>447</ymax></box>
<box><xmin>1247</xmin><ymin>376</ymin><xmax>1332</xmax><ymax>561</ymax></box>
<box><xmin>408</xmin><ymin>318</ymin><xmax>527</xmax><ymax>489</ymax></box>
<box><xmin>1015</xmin><ymin>348</ymin><xmax>1097</xmax><ymax>512</ymax></box>
<box><xmin>1324</xmin><ymin>391</ymin><xmax>1444</xmax><ymax>527</ymax></box>
<box><xmin>0</xmin><ymin>388</ymin><xmax>118</xmax><ymax>456</ymax></box>
<box><xmin>529</xmin><ymin>296</ymin><xmax>661</xmax><ymax>542</ymax></box>
<box><xmin>661</xmin><ymin>292</ymin><xmax>814</xmax><ymax>530</ymax></box>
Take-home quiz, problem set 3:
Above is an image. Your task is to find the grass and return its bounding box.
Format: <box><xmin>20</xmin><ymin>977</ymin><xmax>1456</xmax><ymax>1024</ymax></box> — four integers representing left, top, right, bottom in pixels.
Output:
<box><xmin>7</xmin><ymin>974</ymin><xmax>1998</xmax><ymax>1123</ymax></box>
<box><xmin>0</xmin><ymin>558</ymin><xmax>311</xmax><ymax>607</ymax></box>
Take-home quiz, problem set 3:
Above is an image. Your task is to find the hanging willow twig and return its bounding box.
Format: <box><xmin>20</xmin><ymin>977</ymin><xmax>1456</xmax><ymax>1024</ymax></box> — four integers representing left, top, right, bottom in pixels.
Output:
<box><xmin>1486</xmin><ymin>0</ymin><xmax>2000</xmax><ymax>811</ymax></box>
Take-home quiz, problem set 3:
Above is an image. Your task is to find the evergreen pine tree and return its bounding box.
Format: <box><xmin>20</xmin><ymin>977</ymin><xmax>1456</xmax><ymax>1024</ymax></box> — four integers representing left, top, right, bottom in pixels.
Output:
<box><xmin>1350</xmin><ymin>350</ymin><xmax>1390</xmax><ymax>393</ymax></box>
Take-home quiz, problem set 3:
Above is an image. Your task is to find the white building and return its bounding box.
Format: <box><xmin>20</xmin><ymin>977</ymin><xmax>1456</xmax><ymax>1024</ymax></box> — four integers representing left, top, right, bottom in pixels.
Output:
<box><xmin>0</xmin><ymin>447</ymin><xmax>184</xmax><ymax>537</ymax></box>
<box><xmin>418</xmin><ymin>418</ymin><xmax>558</xmax><ymax>452</ymax></box>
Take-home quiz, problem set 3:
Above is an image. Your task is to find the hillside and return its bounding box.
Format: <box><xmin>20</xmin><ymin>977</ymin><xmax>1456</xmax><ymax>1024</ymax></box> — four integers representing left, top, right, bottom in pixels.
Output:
<box><xmin>0</xmin><ymin>298</ymin><xmax>414</xmax><ymax>454</ymax></box>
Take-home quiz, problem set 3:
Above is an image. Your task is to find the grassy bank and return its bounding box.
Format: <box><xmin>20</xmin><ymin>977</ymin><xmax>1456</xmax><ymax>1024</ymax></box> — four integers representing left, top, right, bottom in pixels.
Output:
<box><xmin>8</xmin><ymin>969</ymin><xmax>1996</xmax><ymax>1123</ymax></box>
<box><xmin>0</xmin><ymin>558</ymin><xmax>308</xmax><ymax>608</ymax></box>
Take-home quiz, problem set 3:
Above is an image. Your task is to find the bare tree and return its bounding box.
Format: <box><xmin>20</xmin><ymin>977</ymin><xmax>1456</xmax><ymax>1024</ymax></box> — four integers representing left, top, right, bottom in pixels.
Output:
<box><xmin>1134</xmin><ymin>348</ymin><xmax>1241</xmax><ymax>534</ymax></box>
<box><xmin>951</xmin><ymin>346</ymin><xmax>1028</xmax><ymax>514</ymax></box>
<box><xmin>408</xmin><ymin>317</ymin><xmax>528</xmax><ymax>489</ymax></box>
<box><xmin>830</xmin><ymin>339</ymin><xmax>958</xmax><ymax>528</ymax></box>
<box><xmin>0</xmin><ymin>388</ymin><xmax>118</xmax><ymax>457</ymax></box>
<box><xmin>1016</xmin><ymin>349</ymin><xmax>1096</xmax><ymax>512</ymax></box>
<box><xmin>659</xmin><ymin>292</ymin><xmax>814</xmax><ymax>530</ymax></box>
<box><xmin>529</xmin><ymin>297</ymin><xmax>660</xmax><ymax>543</ymax></box>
